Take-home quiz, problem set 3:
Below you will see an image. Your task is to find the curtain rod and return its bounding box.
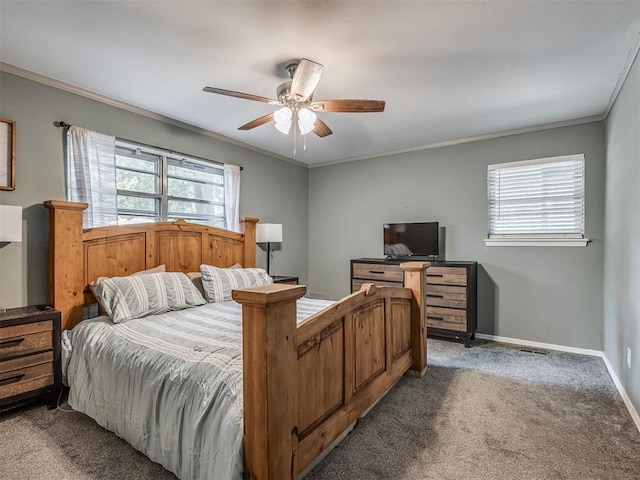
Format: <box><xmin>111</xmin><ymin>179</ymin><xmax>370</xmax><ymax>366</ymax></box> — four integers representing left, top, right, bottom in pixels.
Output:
<box><xmin>54</xmin><ymin>121</ymin><xmax>243</xmax><ymax>171</ymax></box>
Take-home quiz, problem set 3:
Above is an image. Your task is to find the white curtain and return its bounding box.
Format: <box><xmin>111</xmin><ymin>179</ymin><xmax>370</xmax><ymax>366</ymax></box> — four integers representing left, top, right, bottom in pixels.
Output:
<box><xmin>66</xmin><ymin>126</ymin><xmax>117</xmax><ymax>228</ymax></box>
<box><xmin>224</xmin><ymin>163</ymin><xmax>241</xmax><ymax>232</ymax></box>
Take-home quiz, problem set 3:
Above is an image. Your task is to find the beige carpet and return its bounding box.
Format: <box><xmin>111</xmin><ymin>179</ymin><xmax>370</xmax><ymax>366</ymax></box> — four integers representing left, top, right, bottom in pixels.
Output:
<box><xmin>1</xmin><ymin>339</ymin><xmax>639</xmax><ymax>480</ymax></box>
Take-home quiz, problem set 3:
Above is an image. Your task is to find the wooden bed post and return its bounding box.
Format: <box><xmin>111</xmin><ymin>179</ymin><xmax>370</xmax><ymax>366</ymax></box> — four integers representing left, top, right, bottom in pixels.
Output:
<box><xmin>43</xmin><ymin>200</ymin><xmax>88</xmax><ymax>332</ymax></box>
<box><xmin>401</xmin><ymin>261</ymin><xmax>429</xmax><ymax>377</ymax></box>
<box><xmin>240</xmin><ymin>217</ymin><xmax>259</xmax><ymax>267</ymax></box>
<box><xmin>232</xmin><ymin>284</ymin><xmax>306</xmax><ymax>480</ymax></box>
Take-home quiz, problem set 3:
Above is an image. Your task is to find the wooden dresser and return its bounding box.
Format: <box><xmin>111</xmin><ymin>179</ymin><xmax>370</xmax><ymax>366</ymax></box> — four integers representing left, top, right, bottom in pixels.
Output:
<box><xmin>351</xmin><ymin>258</ymin><xmax>478</xmax><ymax>347</ymax></box>
<box><xmin>0</xmin><ymin>306</ymin><xmax>61</xmax><ymax>414</ymax></box>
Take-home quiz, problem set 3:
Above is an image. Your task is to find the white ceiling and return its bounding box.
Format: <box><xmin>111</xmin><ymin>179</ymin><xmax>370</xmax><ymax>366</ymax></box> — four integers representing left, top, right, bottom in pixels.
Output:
<box><xmin>1</xmin><ymin>1</ymin><xmax>639</xmax><ymax>166</ymax></box>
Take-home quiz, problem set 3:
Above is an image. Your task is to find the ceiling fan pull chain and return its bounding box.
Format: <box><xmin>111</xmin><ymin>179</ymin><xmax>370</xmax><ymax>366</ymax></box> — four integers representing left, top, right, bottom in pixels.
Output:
<box><xmin>293</xmin><ymin>123</ymin><xmax>297</xmax><ymax>156</ymax></box>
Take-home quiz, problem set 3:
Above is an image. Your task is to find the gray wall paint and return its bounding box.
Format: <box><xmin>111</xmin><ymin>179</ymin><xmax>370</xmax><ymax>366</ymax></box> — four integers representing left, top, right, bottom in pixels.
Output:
<box><xmin>604</xmin><ymin>53</ymin><xmax>640</xmax><ymax>414</ymax></box>
<box><xmin>0</xmin><ymin>72</ymin><xmax>308</xmax><ymax>308</ymax></box>
<box><xmin>309</xmin><ymin>122</ymin><xmax>605</xmax><ymax>350</ymax></box>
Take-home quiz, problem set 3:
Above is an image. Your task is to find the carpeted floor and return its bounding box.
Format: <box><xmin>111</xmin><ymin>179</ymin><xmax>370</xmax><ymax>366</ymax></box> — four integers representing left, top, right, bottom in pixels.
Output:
<box><xmin>1</xmin><ymin>339</ymin><xmax>639</xmax><ymax>480</ymax></box>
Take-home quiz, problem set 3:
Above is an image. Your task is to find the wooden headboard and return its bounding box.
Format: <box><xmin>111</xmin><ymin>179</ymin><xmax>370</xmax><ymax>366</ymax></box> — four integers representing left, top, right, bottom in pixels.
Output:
<box><xmin>44</xmin><ymin>200</ymin><xmax>258</xmax><ymax>331</ymax></box>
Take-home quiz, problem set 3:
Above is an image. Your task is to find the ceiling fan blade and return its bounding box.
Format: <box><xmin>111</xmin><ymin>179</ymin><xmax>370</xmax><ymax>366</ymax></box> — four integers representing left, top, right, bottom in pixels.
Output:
<box><xmin>203</xmin><ymin>87</ymin><xmax>277</xmax><ymax>104</ymax></box>
<box><xmin>311</xmin><ymin>99</ymin><xmax>385</xmax><ymax>113</ymax></box>
<box><xmin>313</xmin><ymin>118</ymin><xmax>333</xmax><ymax>138</ymax></box>
<box><xmin>238</xmin><ymin>113</ymin><xmax>275</xmax><ymax>131</ymax></box>
<box><xmin>290</xmin><ymin>58</ymin><xmax>323</xmax><ymax>102</ymax></box>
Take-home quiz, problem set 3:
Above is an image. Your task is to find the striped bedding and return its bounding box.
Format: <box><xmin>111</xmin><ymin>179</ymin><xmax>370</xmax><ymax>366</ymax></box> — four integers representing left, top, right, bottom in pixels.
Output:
<box><xmin>61</xmin><ymin>298</ymin><xmax>334</xmax><ymax>480</ymax></box>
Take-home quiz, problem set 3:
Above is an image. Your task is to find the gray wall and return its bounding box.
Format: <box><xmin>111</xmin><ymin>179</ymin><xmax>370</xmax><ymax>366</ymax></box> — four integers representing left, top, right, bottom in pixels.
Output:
<box><xmin>604</xmin><ymin>53</ymin><xmax>640</xmax><ymax>413</ymax></box>
<box><xmin>308</xmin><ymin>122</ymin><xmax>605</xmax><ymax>350</ymax></box>
<box><xmin>0</xmin><ymin>72</ymin><xmax>309</xmax><ymax>308</ymax></box>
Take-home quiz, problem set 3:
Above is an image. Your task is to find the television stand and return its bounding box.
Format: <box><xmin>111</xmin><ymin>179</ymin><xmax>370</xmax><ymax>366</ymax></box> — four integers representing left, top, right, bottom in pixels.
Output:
<box><xmin>351</xmin><ymin>258</ymin><xmax>477</xmax><ymax>347</ymax></box>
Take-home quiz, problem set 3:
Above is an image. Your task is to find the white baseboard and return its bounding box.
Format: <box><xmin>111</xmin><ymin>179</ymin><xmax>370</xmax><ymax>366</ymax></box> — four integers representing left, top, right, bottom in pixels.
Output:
<box><xmin>473</xmin><ymin>333</ymin><xmax>640</xmax><ymax>432</ymax></box>
<box><xmin>601</xmin><ymin>355</ymin><xmax>640</xmax><ymax>433</ymax></box>
<box><xmin>474</xmin><ymin>333</ymin><xmax>603</xmax><ymax>357</ymax></box>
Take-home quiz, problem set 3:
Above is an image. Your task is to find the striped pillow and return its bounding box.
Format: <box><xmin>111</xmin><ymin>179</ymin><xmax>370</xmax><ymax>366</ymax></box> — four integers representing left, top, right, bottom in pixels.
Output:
<box><xmin>100</xmin><ymin>272</ymin><xmax>206</xmax><ymax>323</ymax></box>
<box><xmin>200</xmin><ymin>265</ymin><xmax>273</xmax><ymax>303</ymax></box>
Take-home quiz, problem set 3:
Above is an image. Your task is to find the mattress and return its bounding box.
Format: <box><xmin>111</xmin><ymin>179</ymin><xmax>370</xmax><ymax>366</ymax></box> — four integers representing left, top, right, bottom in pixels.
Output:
<box><xmin>61</xmin><ymin>298</ymin><xmax>334</xmax><ymax>480</ymax></box>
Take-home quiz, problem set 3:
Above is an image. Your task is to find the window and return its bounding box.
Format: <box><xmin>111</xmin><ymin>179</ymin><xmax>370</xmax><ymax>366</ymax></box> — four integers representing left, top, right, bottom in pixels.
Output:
<box><xmin>116</xmin><ymin>141</ymin><xmax>226</xmax><ymax>228</ymax></box>
<box><xmin>485</xmin><ymin>154</ymin><xmax>588</xmax><ymax>247</ymax></box>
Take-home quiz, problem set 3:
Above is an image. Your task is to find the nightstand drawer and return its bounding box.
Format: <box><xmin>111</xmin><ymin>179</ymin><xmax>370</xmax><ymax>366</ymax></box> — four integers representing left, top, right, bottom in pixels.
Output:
<box><xmin>352</xmin><ymin>263</ymin><xmax>403</xmax><ymax>283</ymax></box>
<box><xmin>0</xmin><ymin>307</ymin><xmax>61</xmax><ymax>413</ymax></box>
<box><xmin>0</xmin><ymin>362</ymin><xmax>54</xmax><ymax>399</ymax></box>
<box><xmin>0</xmin><ymin>322</ymin><xmax>53</xmax><ymax>359</ymax></box>
<box><xmin>1</xmin><ymin>351</ymin><xmax>54</xmax><ymax>374</ymax></box>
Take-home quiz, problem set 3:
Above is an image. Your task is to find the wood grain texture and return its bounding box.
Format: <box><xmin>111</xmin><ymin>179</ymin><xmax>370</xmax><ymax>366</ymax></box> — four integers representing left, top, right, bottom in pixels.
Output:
<box><xmin>46</xmin><ymin>202</ymin><xmax>430</xmax><ymax>479</ymax></box>
<box><xmin>0</xmin><ymin>362</ymin><xmax>53</xmax><ymax>399</ymax></box>
<box><xmin>401</xmin><ymin>262</ymin><xmax>429</xmax><ymax>377</ymax></box>
<box><xmin>0</xmin><ymin>331</ymin><xmax>52</xmax><ymax>359</ymax></box>
<box><xmin>44</xmin><ymin>200</ymin><xmax>258</xmax><ymax>331</ymax></box>
<box><xmin>233</xmin><ymin>285</ymin><xmax>305</xmax><ymax>480</ymax></box>
<box><xmin>0</xmin><ymin>351</ymin><xmax>53</xmax><ymax>373</ymax></box>
<box><xmin>44</xmin><ymin>201</ymin><xmax>88</xmax><ymax>331</ymax></box>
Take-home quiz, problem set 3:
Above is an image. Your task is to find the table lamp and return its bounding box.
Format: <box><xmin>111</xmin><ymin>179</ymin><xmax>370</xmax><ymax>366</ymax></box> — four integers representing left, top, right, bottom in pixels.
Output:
<box><xmin>0</xmin><ymin>205</ymin><xmax>23</xmax><ymax>313</ymax></box>
<box><xmin>256</xmin><ymin>223</ymin><xmax>282</xmax><ymax>276</ymax></box>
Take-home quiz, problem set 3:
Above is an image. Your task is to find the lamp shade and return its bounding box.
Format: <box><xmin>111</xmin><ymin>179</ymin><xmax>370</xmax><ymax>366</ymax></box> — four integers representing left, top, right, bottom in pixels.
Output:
<box><xmin>256</xmin><ymin>223</ymin><xmax>283</xmax><ymax>243</ymax></box>
<box><xmin>0</xmin><ymin>205</ymin><xmax>22</xmax><ymax>242</ymax></box>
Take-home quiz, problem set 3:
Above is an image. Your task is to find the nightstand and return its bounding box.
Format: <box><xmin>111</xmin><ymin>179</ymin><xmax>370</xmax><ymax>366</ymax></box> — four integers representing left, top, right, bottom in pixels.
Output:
<box><xmin>271</xmin><ymin>275</ymin><xmax>299</xmax><ymax>285</ymax></box>
<box><xmin>0</xmin><ymin>306</ymin><xmax>61</xmax><ymax>414</ymax></box>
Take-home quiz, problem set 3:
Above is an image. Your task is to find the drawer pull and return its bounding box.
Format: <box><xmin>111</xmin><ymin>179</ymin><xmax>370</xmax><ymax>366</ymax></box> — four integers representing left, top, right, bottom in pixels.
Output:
<box><xmin>0</xmin><ymin>337</ymin><xmax>25</xmax><ymax>348</ymax></box>
<box><xmin>427</xmin><ymin>274</ymin><xmax>444</xmax><ymax>277</ymax></box>
<box><xmin>428</xmin><ymin>316</ymin><xmax>444</xmax><ymax>321</ymax></box>
<box><xmin>368</xmin><ymin>270</ymin><xmax>385</xmax><ymax>274</ymax></box>
<box><xmin>426</xmin><ymin>294</ymin><xmax>444</xmax><ymax>298</ymax></box>
<box><xmin>0</xmin><ymin>373</ymin><xmax>25</xmax><ymax>386</ymax></box>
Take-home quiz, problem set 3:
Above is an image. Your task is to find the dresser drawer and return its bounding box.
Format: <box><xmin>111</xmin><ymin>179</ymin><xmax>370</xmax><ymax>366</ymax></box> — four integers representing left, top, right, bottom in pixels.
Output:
<box><xmin>426</xmin><ymin>266</ymin><xmax>467</xmax><ymax>286</ymax></box>
<box><xmin>0</xmin><ymin>320</ymin><xmax>53</xmax><ymax>360</ymax></box>
<box><xmin>427</xmin><ymin>318</ymin><xmax>466</xmax><ymax>332</ymax></box>
<box><xmin>0</xmin><ymin>361</ymin><xmax>54</xmax><ymax>399</ymax></box>
<box><xmin>426</xmin><ymin>305</ymin><xmax>466</xmax><ymax>331</ymax></box>
<box><xmin>352</xmin><ymin>263</ymin><xmax>404</xmax><ymax>283</ymax></box>
<box><xmin>352</xmin><ymin>279</ymin><xmax>402</xmax><ymax>292</ymax></box>
<box><xmin>426</xmin><ymin>284</ymin><xmax>467</xmax><ymax>309</ymax></box>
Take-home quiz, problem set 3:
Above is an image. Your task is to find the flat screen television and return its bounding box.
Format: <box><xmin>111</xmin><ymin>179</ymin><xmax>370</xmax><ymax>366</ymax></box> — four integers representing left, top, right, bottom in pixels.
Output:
<box><xmin>383</xmin><ymin>222</ymin><xmax>439</xmax><ymax>258</ymax></box>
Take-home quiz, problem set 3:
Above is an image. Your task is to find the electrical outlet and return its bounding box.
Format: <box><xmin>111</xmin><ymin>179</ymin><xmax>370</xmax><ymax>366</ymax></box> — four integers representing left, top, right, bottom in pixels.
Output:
<box><xmin>627</xmin><ymin>348</ymin><xmax>632</xmax><ymax>369</ymax></box>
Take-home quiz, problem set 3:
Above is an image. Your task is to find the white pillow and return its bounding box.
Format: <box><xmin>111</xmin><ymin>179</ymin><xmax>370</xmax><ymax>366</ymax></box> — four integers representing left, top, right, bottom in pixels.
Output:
<box><xmin>200</xmin><ymin>265</ymin><xmax>272</xmax><ymax>303</ymax></box>
<box><xmin>99</xmin><ymin>272</ymin><xmax>206</xmax><ymax>323</ymax></box>
<box><xmin>89</xmin><ymin>264</ymin><xmax>167</xmax><ymax>311</ymax></box>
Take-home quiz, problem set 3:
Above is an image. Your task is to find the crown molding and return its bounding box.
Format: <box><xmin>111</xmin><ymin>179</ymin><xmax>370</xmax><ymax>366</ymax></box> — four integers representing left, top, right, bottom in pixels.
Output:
<box><xmin>309</xmin><ymin>114</ymin><xmax>605</xmax><ymax>168</ymax></box>
<box><xmin>604</xmin><ymin>27</ymin><xmax>640</xmax><ymax>119</ymax></box>
<box><xmin>0</xmin><ymin>62</ymin><xmax>307</xmax><ymax>168</ymax></box>
<box><xmin>0</xmin><ymin>62</ymin><xmax>608</xmax><ymax>170</ymax></box>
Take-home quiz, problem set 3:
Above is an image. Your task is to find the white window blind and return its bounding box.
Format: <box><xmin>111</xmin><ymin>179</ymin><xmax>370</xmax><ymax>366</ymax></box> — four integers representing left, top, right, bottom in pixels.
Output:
<box><xmin>487</xmin><ymin>154</ymin><xmax>586</xmax><ymax>244</ymax></box>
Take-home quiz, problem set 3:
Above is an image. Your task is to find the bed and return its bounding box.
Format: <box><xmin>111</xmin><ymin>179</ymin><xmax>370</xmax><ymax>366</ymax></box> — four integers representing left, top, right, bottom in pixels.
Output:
<box><xmin>45</xmin><ymin>200</ymin><xmax>429</xmax><ymax>480</ymax></box>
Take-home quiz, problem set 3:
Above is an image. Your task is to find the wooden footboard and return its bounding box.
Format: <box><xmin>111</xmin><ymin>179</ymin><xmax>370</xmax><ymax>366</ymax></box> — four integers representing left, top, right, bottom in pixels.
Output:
<box><xmin>233</xmin><ymin>262</ymin><xmax>428</xmax><ymax>480</ymax></box>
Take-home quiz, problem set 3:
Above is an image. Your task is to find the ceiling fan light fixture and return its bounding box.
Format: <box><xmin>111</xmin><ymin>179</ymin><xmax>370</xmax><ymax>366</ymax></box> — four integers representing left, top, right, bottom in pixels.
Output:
<box><xmin>274</xmin><ymin>106</ymin><xmax>292</xmax><ymax>134</ymax></box>
<box><xmin>298</xmin><ymin>108</ymin><xmax>317</xmax><ymax>135</ymax></box>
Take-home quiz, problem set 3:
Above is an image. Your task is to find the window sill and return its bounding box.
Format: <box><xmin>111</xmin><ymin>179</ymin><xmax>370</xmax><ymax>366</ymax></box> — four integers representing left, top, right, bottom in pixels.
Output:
<box><xmin>484</xmin><ymin>238</ymin><xmax>590</xmax><ymax>247</ymax></box>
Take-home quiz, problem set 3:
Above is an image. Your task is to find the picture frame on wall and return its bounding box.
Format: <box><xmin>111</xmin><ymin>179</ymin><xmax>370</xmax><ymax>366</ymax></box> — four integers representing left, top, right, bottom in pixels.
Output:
<box><xmin>0</xmin><ymin>118</ymin><xmax>16</xmax><ymax>191</ymax></box>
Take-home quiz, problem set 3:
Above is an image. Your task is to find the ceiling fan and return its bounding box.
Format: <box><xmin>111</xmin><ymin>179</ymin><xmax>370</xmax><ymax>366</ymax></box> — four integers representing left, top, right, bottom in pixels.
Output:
<box><xmin>203</xmin><ymin>59</ymin><xmax>385</xmax><ymax>138</ymax></box>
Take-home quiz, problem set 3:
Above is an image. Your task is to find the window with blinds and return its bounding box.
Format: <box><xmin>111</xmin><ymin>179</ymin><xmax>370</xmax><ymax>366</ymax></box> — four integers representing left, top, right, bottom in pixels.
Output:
<box><xmin>115</xmin><ymin>141</ymin><xmax>226</xmax><ymax>228</ymax></box>
<box><xmin>486</xmin><ymin>154</ymin><xmax>587</xmax><ymax>246</ymax></box>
